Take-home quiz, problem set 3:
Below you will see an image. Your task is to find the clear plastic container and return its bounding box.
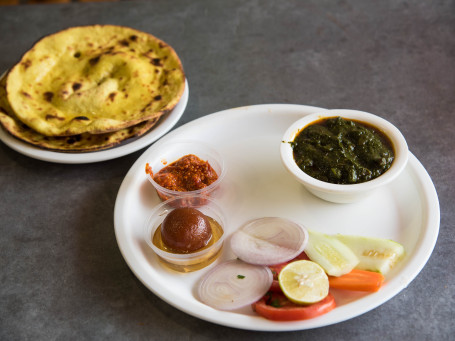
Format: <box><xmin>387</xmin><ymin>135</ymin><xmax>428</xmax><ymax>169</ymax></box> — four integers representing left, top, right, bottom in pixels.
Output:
<box><xmin>145</xmin><ymin>140</ymin><xmax>226</xmax><ymax>202</ymax></box>
<box><xmin>144</xmin><ymin>195</ymin><xmax>226</xmax><ymax>272</ymax></box>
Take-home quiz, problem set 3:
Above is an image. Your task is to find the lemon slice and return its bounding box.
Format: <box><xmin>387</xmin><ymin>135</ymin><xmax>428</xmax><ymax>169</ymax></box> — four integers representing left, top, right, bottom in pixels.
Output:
<box><xmin>278</xmin><ymin>260</ymin><xmax>329</xmax><ymax>304</ymax></box>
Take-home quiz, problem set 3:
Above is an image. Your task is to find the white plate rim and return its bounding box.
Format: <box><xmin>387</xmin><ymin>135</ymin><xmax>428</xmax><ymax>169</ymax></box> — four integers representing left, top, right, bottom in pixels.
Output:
<box><xmin>0</xmin><ymin>79</ymin><xmax>189</xmax><ymax>164</ymax></box>
<box><xmin>114</xmin><ymin>104</ymin><xmax>440</xmax><ymax>331</ymax></box>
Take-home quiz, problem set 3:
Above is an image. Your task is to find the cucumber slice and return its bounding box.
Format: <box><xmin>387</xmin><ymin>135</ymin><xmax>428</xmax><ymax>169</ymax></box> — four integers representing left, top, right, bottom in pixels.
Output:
<box><xmin>334</xmin><ymin>234</ymin><xmax>405</xmax><ymax>275</ymax></box>
<box><xmin>305</xmin><ymin>230</ymin><xmax>359</xmax><ymax>277</ymax></box>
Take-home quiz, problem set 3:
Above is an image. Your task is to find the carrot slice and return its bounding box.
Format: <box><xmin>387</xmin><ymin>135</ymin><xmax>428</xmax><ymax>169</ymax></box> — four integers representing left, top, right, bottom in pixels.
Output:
<box><xmin>328</xmin><ymin>269</ymin><xmax>385</xmax><ymax>292</ymax></box>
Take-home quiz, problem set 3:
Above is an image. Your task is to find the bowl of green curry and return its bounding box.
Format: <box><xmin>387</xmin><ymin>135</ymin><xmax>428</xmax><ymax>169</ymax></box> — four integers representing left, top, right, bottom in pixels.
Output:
<box><xmin>280</xmin><ymin>109</ymin><xmax>408</xmax><ymax>203</ymax></box>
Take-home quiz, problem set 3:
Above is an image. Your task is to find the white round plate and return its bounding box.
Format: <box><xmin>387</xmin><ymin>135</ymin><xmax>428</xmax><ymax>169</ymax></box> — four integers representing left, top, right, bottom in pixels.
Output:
<box><xmin>114</xmin><ymin>104</ymin><xmax>440</xmax><ymax>331</ymax></box>
<box><xmin>0</xmin><ymin>80</ymin><xmax>189</xmax><ymax>164</ymax></box>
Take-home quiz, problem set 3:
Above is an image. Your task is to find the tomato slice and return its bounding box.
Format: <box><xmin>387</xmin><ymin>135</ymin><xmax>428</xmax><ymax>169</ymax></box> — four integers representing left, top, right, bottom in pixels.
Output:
<box><xmin>252</xmin><ymin>292</ymin><xmax>336</xmax><ymax>321</ymax></box>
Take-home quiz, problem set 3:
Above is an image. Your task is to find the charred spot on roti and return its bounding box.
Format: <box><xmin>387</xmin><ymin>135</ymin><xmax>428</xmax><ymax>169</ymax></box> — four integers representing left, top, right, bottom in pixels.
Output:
<box><xmin>119</xmin><ymin>39</ymin><xmax>129</xmax><ymax>47</ymax></box>
<box><xmin>21</xmin><ymin>59</ymin><xmax>32</xmax><ymax>69</ymax></box>
<box><xmin>73</xmin><ymin>116</ymin><xmax>90</xmax><ymax>121</ymax></box>
<box><xmin>45</xmin><ymin>114</ymin><xmax>65</xmax><ymax>121</ymax></box>
<box><xmin>66</xmin><ymin>135</ymin><xmax>82</xmax><ymax>144</ymax></box>
<box><xmin>103</xmin><ymin>46</ymin><xmax>115</xmax><ymax>55</ymax></box>
<box><xmin>140</xmin><ymin>102</ymin><xmax>153</xmax><ymax>113</ymax></box>
<box><xmin>108</xmin><ymin>92</ymin><xmax>117</xmax><ymax>102</ymax></box>
<box><xmin>72</xmin><ymin>83</ymin><xmax>82</xmax><ymax>91</ymax></box>
<box><xmin>151</xmin><ymin>58</ymin><xmax>162</xmax><ymax>66</ymax></box>
<box><xmin>43</xmin><ymin>91</ymin><xmax>54</xmax><ymax>102</ymax></box>
<box><xmin>21</xmin><ymin>91</ymin><xmax>32</xmax><ymax>99</ymax></box>
<box><xmin>89</xmin><ymin>56</ymin><xmax>100</xmax><ymax>66</ymax></box>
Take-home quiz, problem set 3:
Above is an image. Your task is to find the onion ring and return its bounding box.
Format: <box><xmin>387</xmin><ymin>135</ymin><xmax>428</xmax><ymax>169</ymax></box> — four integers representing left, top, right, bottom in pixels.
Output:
<box><xmin>198</xmin><ymin>259</ymin><xmax>272</xmax><ymax>310</ymax></box>
<box><xmin>230</xmin><ymin>217</ymin><xmax>308</xmax><ymax>265</ymax></box>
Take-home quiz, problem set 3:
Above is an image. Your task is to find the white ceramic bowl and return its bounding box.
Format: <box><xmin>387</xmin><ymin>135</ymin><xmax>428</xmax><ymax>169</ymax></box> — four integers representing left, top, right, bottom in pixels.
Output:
<box><xmin>280</xmin><ymin>109</ymin><xmax>409</xmax><ymax>203</ymax></box>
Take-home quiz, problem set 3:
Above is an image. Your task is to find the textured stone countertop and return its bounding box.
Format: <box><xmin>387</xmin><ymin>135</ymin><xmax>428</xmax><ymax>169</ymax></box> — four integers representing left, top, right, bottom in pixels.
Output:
<box><xmin>0</xmin><ymin>1</ymin><xmax>453</xmax><ymax>340</ymax></box>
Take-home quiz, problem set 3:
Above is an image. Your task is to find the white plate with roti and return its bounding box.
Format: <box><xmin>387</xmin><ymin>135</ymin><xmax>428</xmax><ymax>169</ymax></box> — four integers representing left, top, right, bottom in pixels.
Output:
<box><xmin>0</xmin><ymin>25</ymin><xmax>188</xmax><ymax>163</ymax></box>
<box><xmin>114</xmin><ymin>104</ymin><xmax>440</xmax><ymax>331</ymax></box>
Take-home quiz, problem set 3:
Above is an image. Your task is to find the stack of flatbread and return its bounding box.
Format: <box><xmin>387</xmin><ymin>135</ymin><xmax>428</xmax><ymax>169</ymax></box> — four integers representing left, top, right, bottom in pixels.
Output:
<box><xmin>0</xmin><ymin>25</ymin><xmax>185</xmax><ymax>152</ymax></box>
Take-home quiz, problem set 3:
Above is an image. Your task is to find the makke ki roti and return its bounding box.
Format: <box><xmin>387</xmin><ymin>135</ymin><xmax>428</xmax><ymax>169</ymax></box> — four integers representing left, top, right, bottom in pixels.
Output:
<box><xmin>6</xmin><ymin>25</ymin><xmax>185</xmax><ymax>136</ymax></box>
<box><xmin>0</xmin><ymin>72</ymin><xmax>160</xmax><ymax>152</ymax></box>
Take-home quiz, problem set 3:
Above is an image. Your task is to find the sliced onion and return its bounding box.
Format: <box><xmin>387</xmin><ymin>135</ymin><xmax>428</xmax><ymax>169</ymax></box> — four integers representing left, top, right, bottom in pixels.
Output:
<box><xmin>198</xmin><ymin>259</ymin><xmax>272</xmax><ymax>310</ymax></box>
<box><xmin>230</xmin><ymin>217</ymin><xmax>309</xmax><ymax>265</ymax></box>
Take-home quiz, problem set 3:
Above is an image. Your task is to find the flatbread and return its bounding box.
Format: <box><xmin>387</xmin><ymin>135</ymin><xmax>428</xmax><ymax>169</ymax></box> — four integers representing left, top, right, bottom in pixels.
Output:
<box><xmin>6</xmin><ymin>25</ymin><xmax>185</xmax><ymax>136</ymax></box>
<box><xmin>0</xmin><ymin>73</ymin><xmax>160</xmax><ymax>152</ymax></box>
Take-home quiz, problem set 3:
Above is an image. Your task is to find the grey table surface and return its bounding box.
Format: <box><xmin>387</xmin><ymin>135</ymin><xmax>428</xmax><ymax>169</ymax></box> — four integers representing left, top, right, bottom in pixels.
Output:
<box><xmin>0</xmin><ymin>0</ymin><xmax>453</xmax><ymax>340</ymax></box>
